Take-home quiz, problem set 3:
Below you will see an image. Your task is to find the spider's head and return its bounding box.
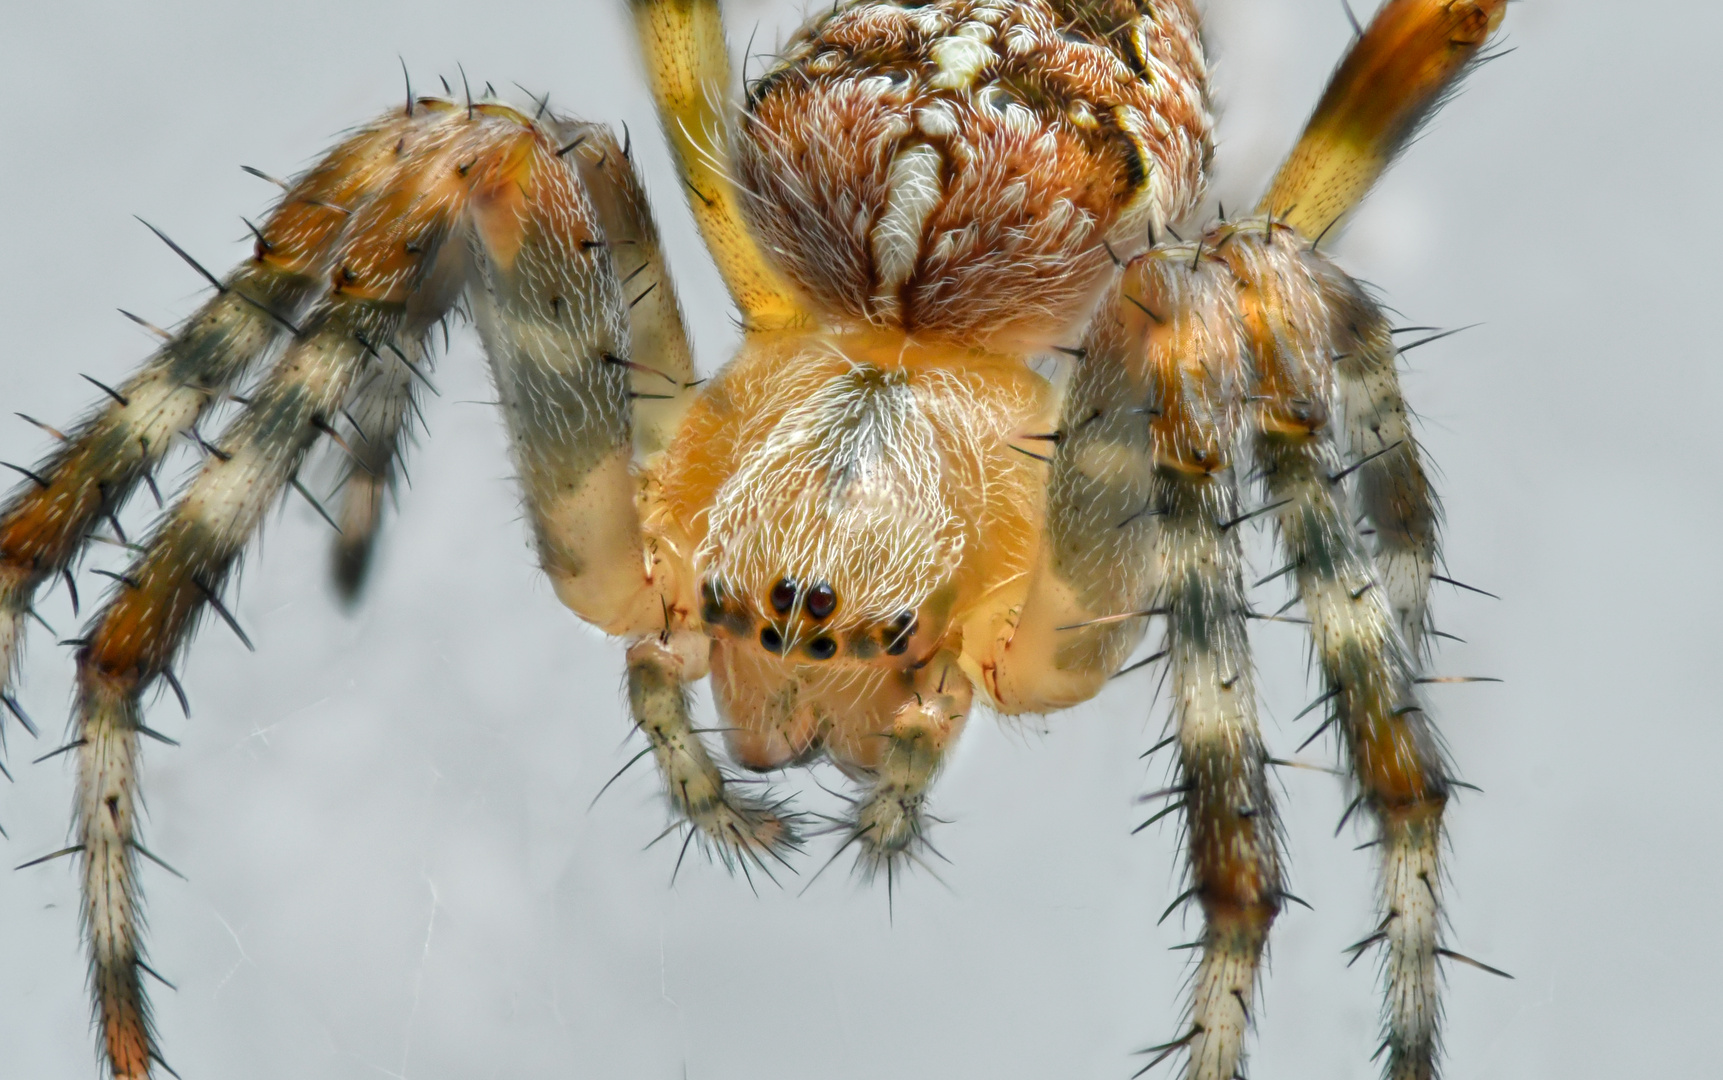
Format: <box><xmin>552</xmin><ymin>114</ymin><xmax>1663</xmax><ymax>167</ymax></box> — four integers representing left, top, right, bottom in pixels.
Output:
<box><xmin>692</xmin><ymin>361</ymin><xmax>970</xmax><ymax>664</ymax></box>
<box><xmin>698</xmin><ymin>570</ymin><xmax>955</xmax><ymax>773</ymax></box>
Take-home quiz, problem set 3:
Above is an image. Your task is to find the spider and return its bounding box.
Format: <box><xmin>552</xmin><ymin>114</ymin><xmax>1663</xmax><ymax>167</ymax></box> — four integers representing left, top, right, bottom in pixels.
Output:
<box><xmin>0</xmin><ymin>1</ymin><xmax>1515</xmax><ymax>1077</ymax></box>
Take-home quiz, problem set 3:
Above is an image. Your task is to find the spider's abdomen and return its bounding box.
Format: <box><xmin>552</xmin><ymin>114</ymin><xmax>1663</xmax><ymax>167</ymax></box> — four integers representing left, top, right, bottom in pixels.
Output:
<box><xmin>738</xmin><ymin>0</ymin><xmax>1210</xmax><ymax>346</ymax></box>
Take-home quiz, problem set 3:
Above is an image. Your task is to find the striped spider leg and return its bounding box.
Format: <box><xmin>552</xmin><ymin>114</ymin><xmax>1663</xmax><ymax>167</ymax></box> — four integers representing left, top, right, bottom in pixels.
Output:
<box><xmin>0</xmin><ymin>94</ymin><xmax>740</xmax><ymax>1077</ymax></box>
<box><xmin>1097</xmin><ymin>4</ymin><xmax>1504</xmax><ymax>1077</ymax></box>
<box><xmin>987</xmin><ymin>2</ymin><xmax>1506</xmax><ymax>1077</ymax></box>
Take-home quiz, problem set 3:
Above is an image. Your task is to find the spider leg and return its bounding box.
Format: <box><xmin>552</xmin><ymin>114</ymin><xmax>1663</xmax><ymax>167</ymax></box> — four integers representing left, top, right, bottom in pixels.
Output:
<box><xmin>552</xmin><ymin>122</ymin><xmax>700</xmax><ymax>455</ymax></box>
<box><xmin>1227</xmin><ymin>3</ymin><xmax>1509</xmax><ymax>1072</ymax></box>
<box><xmin>845</xmin><ymin>652</ymin><xmax>970</xmax><ymax>881</ymax></box>
<box><xmin>629</xmin><ymin>0</ymin><xmax>809</xmax><ymax>330</ymax></box>
<box><xmin>1259</xmin><ymin>0</ymin><xmax>1508</xmax><ymax>240</ymax></box>
<box><xmin>1222</xmin><ymin>223</ymin><xmax>1453</xmax><ymax>1080</ymax></box>
<box><xmin>628</xmin><ymin>635</ymin><xmax>803</xmax><ymax>874</ymax></box>
<box><xmin>66</xmin><ymin>102</ymin><xmax>545</xmax><ymax>1079</ymax></box>
<box><xmin>0</xmin><ymin>119</ymin><xmax>407</xmax><ymax>720</ymax></box>
<box><xmin>328</xmin><ymin>336</ymin><xmax>426</xmax><ymax>600</ymax></box>
<box><xmin>1012</xmin><ymin>243</ymin><xmax>1280</xmax><ymax>1078</ymax></box>
<box><xmin>1324</xmin><ymin>271</ymin><xmax>1439</xmax><ymax>653</ymax></box>
<box><xmin>1125</xmin><ymin>250</ymin><xmax>1283</xmax><ymax>1080</ymax></box>
<box><xmin>971</xmin><ymin>262</ymin><xmax>1165</xmax><ymax>713</ymax></box>
<box><xmin>15</xmin><ymin>97</ymin><xmax>667</xmax><ymax>1079</ymax></box>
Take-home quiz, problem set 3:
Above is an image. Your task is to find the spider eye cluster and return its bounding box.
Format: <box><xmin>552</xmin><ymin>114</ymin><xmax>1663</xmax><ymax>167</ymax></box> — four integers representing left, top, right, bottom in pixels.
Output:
<box><xmin>763</xmin><ymin>576</ymin><xmax>841</xmax><ymax>659</ymax></box>
<box><xmin>699</xmin><ymin>575</ymin><xmax>919</xmax><ymax>663</ymax></box>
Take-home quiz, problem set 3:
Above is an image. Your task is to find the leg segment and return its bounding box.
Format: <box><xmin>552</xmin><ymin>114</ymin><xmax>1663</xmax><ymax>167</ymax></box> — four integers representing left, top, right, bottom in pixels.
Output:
<box><xmin>627</xmin><ymin>635</ymin><xmax>801</xmax><ymax>875</ymax></box>
<box><xmin>11</xmin><ymin>97</ymin><xmax>669</xmax><ymax>1080</ymax></box>
<box><xmin>1259</xmin><ymin>0</ymin><xmax>1508</xmax><ymax>239</ymax></box>
<box><xmin>974</xmin><ymin>293</ymin><xmax>1160</xmax><ymax>714</ymax></box>
<box><xmin>463</xmin><ymin>110</ymin><xmax>654</xmax><ymax>633</ymax></box>
<box><xmin>0</xmin><ymin>118</ymin><xmax>413</xmax><ymax>709</ymax></box>
<box><xmin>629</xmin><ymin>0</ymin><xmax>809</xmax><ymax>330</ymax></box>
<box><xmin>1004</xmin><ymin>245</ymin><xmax>1283</xmax><ymax>1077</ymax></box>
<box><xmin>1151</xmin><ymin>465</ymin><xmax>1281</xmax><ymax>1080</ymax></box>
<box><xmin>1124</xmin><ymin>251</ymin><xmax>1282</xmax><ymax>1080</ymax></box>
<box><xmin>70</xmin><ymin>104</ymin><xmax>507</xmax><ymax>1076</ymax></box>
<box><xmin>78</xmin><ymin>313</ymin><xmax>401</xmax><ymax>1079</ymax></box>
<box><xmin>559</xmin><ymin>124</ymin><xmax>700</xmax><ymax>457</ymax></box>
<box><xmin>1221</xmin><ymin>223</ymin><xmax>1452</xmax><ymax>1080</ymax></box>
<box><xmin>1325</xmin><ymin>272</ymin><xmax>1440</xmax><ymax>652</ymax></box>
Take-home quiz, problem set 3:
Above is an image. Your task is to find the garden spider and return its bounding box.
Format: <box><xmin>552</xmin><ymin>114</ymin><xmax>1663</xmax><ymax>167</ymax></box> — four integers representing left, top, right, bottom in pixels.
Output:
<box><xmin>0</xmin><ymin>1</ymin><xmax>1515</xmax><ymax>1077</ymax></box>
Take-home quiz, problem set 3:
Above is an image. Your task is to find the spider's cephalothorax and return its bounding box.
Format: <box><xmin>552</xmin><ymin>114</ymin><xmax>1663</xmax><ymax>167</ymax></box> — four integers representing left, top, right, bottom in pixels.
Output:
<box><xmin>0</xmin><ymin>2</ymin><xmax>1508</xmax><ymax>1078</ymax></box>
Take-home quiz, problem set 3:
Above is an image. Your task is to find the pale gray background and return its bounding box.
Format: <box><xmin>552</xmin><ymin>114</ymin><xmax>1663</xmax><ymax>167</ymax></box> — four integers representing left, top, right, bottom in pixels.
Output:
<box><xmin>0</xmin><ymin>2</ymin><xmax>1708</xmax><ymax>1077</ymax></box>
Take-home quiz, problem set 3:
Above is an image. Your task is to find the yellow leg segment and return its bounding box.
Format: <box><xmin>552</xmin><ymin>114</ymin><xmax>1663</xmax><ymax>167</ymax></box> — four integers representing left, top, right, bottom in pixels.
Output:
<box><xmin>1260</xmin><ymin>0</ymin><xmax>1507</xmax><ymax>239</ymax></box>
<box><xmin>629</xmin><ymin>0</ymin><xmax>809</xmax><ymax>330</ymax></box>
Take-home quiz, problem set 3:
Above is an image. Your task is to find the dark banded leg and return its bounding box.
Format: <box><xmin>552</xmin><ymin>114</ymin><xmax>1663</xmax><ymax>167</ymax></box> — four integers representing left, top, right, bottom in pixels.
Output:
<box><xmin>627</xmin><ymin>635</ymin><xmax>802</xmax><ymax>876</ymax></box>
<box><xmin>76</xmin><ymin>306</ymin><xmax>400</xmax><ymax>1078</ymax></box>
<box><xmin>47</xmin><ymin>97</ymin><xmax>654</xmax><ymax>1079</ymax></box>
<box><xmin>1237</xmin><ymin>3</ymin><xmax>1509</xmax><ymax>1063</ymax></box>
<box><xmin>0</xmin><ymin>115</ymin><xmax>417</xmax><ymax>720</ymax></box>
<box><xmin>1123</xmin><ymin>249</ymin><xmax>1282</xmax><ymax>1080</ymax></box>
<box><xmin>1321</xmin><ymin>270</ymin><xmax>1440</xmax><ymax>653</ymax></box>
<box><xmin>1222</xmin><ymin>223</ymin><xmax>1454</xmax><ymax>1080</ymax></box>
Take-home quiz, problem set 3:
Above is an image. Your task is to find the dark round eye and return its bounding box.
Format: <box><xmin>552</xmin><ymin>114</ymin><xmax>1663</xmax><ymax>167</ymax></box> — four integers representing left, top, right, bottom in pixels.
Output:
<box><xmin>805</xmin><ymin>582</ymin><xmax>837</xmax><ymax>619</ymax></box>
<box><xmin>699</xmin><ymin>579</ymin><xmax>724</xmax><ymax>622</ymax></box>
<box><xmin>807</xmin><ymin>636</ymin><xmax>837</xmax><ymax>660</ymax></box>
<box><xmin>760</xmin><ymin>626</ymin><xmax>784</xmax><ymax>653</ymax></box>
<box><xmin>770</xmin><ymin>577</ymin><xmax>798</xmax><ymax>614</ymax></box>
<box><xmin>884</xmin><ymin>615</ymin><xmax>917</xmax><ymax>656</ymax></box>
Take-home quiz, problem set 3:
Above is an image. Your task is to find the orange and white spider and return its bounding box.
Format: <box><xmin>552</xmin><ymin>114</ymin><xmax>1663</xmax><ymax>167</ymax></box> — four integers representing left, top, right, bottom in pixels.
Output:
<box><xmin>0</xmin><ymin>2</ymin><xmax>1514</xmax><ymax>1077</ymax></box>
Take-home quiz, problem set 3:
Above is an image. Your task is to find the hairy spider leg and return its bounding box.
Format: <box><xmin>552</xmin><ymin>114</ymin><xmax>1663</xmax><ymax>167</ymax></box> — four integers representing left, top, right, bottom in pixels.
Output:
<box><xmin>1110</xmin><ymin>249</ymin><xmax>1286</xmax><ymax>1080</ymax></box>
<box><xmin>630</xmin><ymin>0</ymin><xmax>810</xmax><ymax>331</ymax></box>
<box><xmin>461</xmin><ymin>116</ymin><xmax>652</xmax><ymax>635</ymax></box>
<box><xmin>1246</xmin><ymin>3</ymin><xmax>1505</xmax><ymax>1075</ymax></box>
<box><xmin>0</xmin><ymin>121</ymin><xmax>408</xmax><ymax>711</ymax></box>
<box><xmin>968</xmin><ymin>276</ymin><xmax>1164</xmax><ymax>716</ymax></box>
<box><xmin>3</xmin><ymin>95</ymin><xmax>676</xmax><ymax>1080</ymax></box>
<box><xmin>1225</xmin><ymin>221</ymin><xmax>1452</xmax><ymax>1080</ymax></box>
<box><xmin>561</xmin><ymin>124</ymin><xmax>700</xmax><ymax>456</ymax></box>
<box><xmin>1325</xmin><ymin>269</ymin><xmax>1439</xmax><ymax>654</ymax></box>
<box><xmin>65</xmin><ymin>101</ymin><xmax>526</xmax><ymax>1080</ymax></box>
<box><xmin>628</xmin><ymin>635</ymin><xmax>804</xmax><ymax>876</ymax></box>
<box><xmin>1261</xmin><ymin>0</ymin><xmax>1508</xmax><ymax>240</ymax></box>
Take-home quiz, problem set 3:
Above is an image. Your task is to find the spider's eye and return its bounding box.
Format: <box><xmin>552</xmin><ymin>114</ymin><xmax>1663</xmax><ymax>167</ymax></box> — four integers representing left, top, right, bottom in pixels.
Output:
<box><xmin>760</xmin><ymin>626</ymin><xmax>785</xmax><ymax>653</ymax></box>
<box><xmin>884</xmin><ymin>611</ymin><xmax>917</xmax><ymax>656</ymax></box>
<box><xmin>805</xmin><ymin>583</ymin><xmax>837</xmax><ymax>620</ymax></box>
<box><xmin>770</xmin><ymin>577</ymin><xmax>798</xmax><ymax>614</ymax></box>
<box><xmin>700</xmin><ymin>579</ymin><xmax>725</xmax><ymax>622</ymax></box>
<box><xmin>806</xmin><ymin>636</ymin><xmax>837</xmax><ymax>660</ymax></box>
